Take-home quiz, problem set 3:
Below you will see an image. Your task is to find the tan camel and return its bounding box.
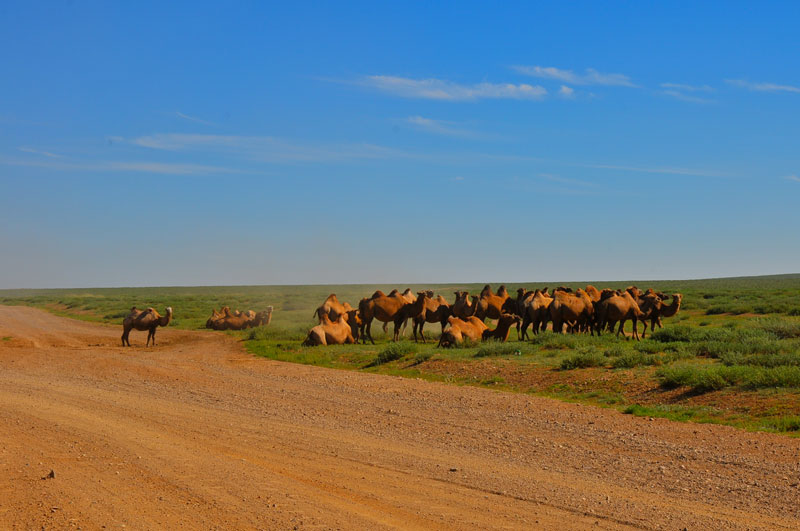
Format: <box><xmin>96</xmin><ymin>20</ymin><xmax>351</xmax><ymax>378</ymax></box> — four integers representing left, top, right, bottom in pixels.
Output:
<box><xmin>584</xmin><ymin>285</ymin><xmax>602</xmax><ymax>303</ymax></box>
<box><xmin>482</xmin><ymin>314</ymin><xmax>521</xmax><ymax>342</ymax></box>
<box><xmin>412</xmin><ymin>294</ymin><xmax>451</xmax><ymax>343</ymax></box>
<box><xmin>206</xmin><ymin>307</ymin><xmax>225</xmax><ymax>329</ymax></box>
<box><xmin>474</xmin><ymin>285</ymin><xmax>510</xmax><ymax>321</ymax></box>
<box><xmin>314</xmin><ymin>294</ymin><xmax>349</xmax><ymax>321</ymax></box>
<box><xmin>121</xmin><ymin>306</ymin><xmax>173</xmax><ymax>347</ymax></box>
<box><xmin>520</xmin><ymin>290</ymin><xmax>553</xmax><ymax>339</ymax></box>
<box><xmin>302</xmin><ymin>314</ymin><xmax>356</xmax><ymax>346</ymax></box>
<box><xmin>438</xmin><ymin>316</ymin><xmax>489</xmax><ymax>347</ymax></box>
<box><xmin>550</xmin><ymin>289</ymin><xmax>594</xmax><ymax>334</ymax></box>
<box><xmin>596</xmin><ymin>291</ymin><xmax>647</xmax><ymax>340</ymax></box>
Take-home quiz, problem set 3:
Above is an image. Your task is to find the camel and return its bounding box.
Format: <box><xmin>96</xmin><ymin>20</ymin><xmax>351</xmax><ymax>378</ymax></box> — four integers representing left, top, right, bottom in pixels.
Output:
<box><xmin>474</xmin><ymin>285</ymin><xmax>510</xmax><ymax>321</ymax></box>
<box><xmin>452</xmin><ymin>291</ymin><xmax>478</xmax><ymax>319</ymax></box>
<box><xmin>382</xmin><ymin>288</ymin><xmax>418</xmax><ymax>336</ymax></box>
<box><xmin>206</xmin><ymin>307</ymin><xmax>225</xmax><ymax>329</ymax></box>
<box><xmin>642</xmin><ymin>293</ymin><xmax>683</xmax><ymax>336</ymax></box>
<box><xmin>121</xmin><ymin>306</ymin><xmax>173</xmax><ymax>347</ymax></box>
<box><xmin>302</xmin><ymin>314</ymin><xmax>356</xmax><ymax>346</ymax></box>
<box><xmin>550</xmin><ymin>289</ymin><xmax>594</xmax><ymax>334</ymax></box>
<box><xmin>314</xmin><ymin>294</ymin><xmax>349</xmax><ymax>321</ymax></box>
<box><xmin>412</xmin><ymin>294</ymin><xmax>451</xmax><ymax>343</ymax></box>
<box><xmin>584</xmin><ymin>285</ymin><xmax>602</xmax><ymax>303</ymax></box>
<box><xmin>482</xmin><ymin>314</ymin><xmax>521</xmax><ymax>342</ymax></box>
<box><xmin>438</xmin><ymin>316</ymin><xmax>489</xmax><ymax>348</ymax></box>
<box><xmin>520</xmin><ymin>289</ymin><xmax>554</xmax><ymax>339</ymax></box>
<box><xmin>358</xmin><ymin>290</ymin><xmax>415</xmax><ymax>343</ymax></box>
<box><xmin>595</xmin><ymin>291</ymin><xmax>647</xmax><ymax>340</ymax></box>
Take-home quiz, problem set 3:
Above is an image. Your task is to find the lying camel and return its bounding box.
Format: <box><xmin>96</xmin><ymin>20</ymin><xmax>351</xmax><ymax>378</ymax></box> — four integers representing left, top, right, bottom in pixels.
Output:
<box><xmin>302</xmin><ymin>314</ymin><xmax>356</xmax><ymax>346</ymax></box>
<box><xmin>208</xmin><ymin>306</ymin><xmax>273</xmax><ymax>330</ymax></box>
<box><xmin>438</xmin><ymin>316</ymin><xmax>489</xmax><ymax>348</ymax></box>
<box><xmin>482</xmin><ymin>313</ymin><xmax>521</xmax><ymax>342</ymax></box>
<box><xmin>122</xmin><ymin>306</ymin><xmax>173</xmax><ymax>347</ymax></box>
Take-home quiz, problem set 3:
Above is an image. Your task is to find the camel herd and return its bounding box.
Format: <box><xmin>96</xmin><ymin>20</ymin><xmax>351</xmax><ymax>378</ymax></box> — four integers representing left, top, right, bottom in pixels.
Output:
<box><xmin>303</xmin><ymin>285</ymin><xmax>683</xmax><ymax>347</ymax></box>
<box><xmin>205</xmin><ymin>306</ymin><xmax>273</xmax><ymax>330</ymax></box>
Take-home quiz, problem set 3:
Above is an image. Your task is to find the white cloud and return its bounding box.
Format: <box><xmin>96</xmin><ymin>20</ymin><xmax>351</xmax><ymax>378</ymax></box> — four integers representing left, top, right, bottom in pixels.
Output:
<box><xmin>660</xmin><ymin>83</ymin><xmax>714</xmax><ymax>92</ymax></box>
<box><xmin>512</xmin><ymin>65</ymin><xmax>637</xmax><ymax>87</ymax></box>
<box><xmin>785</xmin><ymin>175</ymin><xmax>800</xmax><ymax>182</ymax></box>
<box><xmin>0</xmin><ymin>157</ymin><xmax>237</xmax><ymax>175</ymax></box>
<box><xmin>361</xmin><ymin>75</ymin><xmax>547</xmax><ymax>101</ymax></box>
<box><xmin>405</xmin><ymin>116</ymin><xmax>476</xmax><ymax>137</ymax></box>
<box><xmin>175</xmin><ymin>111</ymin><xmax>215</xmax><ymax>125</ymax></box>
<box><xmin>726</xmin><ymin>79</ymin><xmax>800</xmax><ymax>93</ymax></box>
<box><xmin>661</xmin><ymin>90</ymin><xmax>715</xmax><ymax>104</ymax></box>
<box><xmin>130</xmin><ymin>133</ymin><xmax>406</xmax><ymax>161</ymax></box>
<box><xmin>558</xmin><ymin>85</ymin><xmax>575</xmax><ymax>98</ymax></box>
<box><xmin>17</xmin><ymin>146</ymin><xmax>61</xmax><ymax>158</ymax></box>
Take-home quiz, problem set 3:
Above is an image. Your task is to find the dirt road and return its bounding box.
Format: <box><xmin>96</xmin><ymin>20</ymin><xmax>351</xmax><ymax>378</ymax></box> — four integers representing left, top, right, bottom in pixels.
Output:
<box><xmin>1</xmin><ymin>305</ymin><xmax>798</xmax><ymax>529</ymax></box>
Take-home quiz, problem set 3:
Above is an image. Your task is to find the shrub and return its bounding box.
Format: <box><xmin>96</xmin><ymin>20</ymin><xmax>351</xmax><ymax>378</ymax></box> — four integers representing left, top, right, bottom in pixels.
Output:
<box><xmin>612</xmin><ymin>352</ymin><xmax>660</xmax><ymax>369</ymax></box>
<box><xmin>560</xmin><ymin>348</ymin><xmax>604</xmax><ymax>370</ymax></box>
<box><xmin>651</xmin><ymin>325</ymin><xmax>694</xmax><ymax>343</ymax></box>
<box><xmin>368</xmin><ymin>342</ymin><xmax>417</xmax><ymax>367</ymax></box>
<box><xmin>755</xmin><ymin>318</ymin><xmax>800</xmax><ymax>339</ymax></box>
<box><xmin>475</xmin><ymin>342</ymin><xmax>518</xmax><ymax>357</ymax></box>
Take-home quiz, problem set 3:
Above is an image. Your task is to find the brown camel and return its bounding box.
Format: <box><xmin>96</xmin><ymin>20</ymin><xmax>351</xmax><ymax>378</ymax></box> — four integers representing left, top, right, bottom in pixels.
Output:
<box><xmin>520</xmin><ymin>290</ymin><xmax>554</xmax><ymax>340</ymax></box>
<box><xmin>314</xmin><ymin>294</ymin><xmax>349</xmax><ymax>321</ymax></box>
<box><xmin>452</xmin><ymin>291</ymin><xmax>478</xmax><ymax>319</ymax></box>
<box><xmin>474</xmin><ymin>285</ymin><xmax>510</xmax><ymax>321</ymax></box>
<box><xmin>643</xmin><ymin>293</ymin><xmax>683</xmax><ymax>336</ymax></box>
<box><xmin>482</xmin><ymin>314</ymin><xmax>521</xmax><ymax>342</ymax></box>
<box><xmin>550</xmin><ymin>289</ymin><xmax>594</xmax><ymax>334</ymax></box>
<box><xmin>302</xmin><ymin>314</ymin><xmax>356</xmax><ymax>346</ymax></box>
<box><xmin>438</xmin><ymin>316</ymin><xmax>489</xmax><ymax>348</ymax></box>
<box><xmin>382</xmin><ymin>288</ymin><xmax>418</xmax><ymax>336</ymax></box>
<box><xmin>412</xmin><ymin>294</ymin><xmax>451</xmax><ymax>343</ymax></box>
<box><xmin>595</xmin><ymin>291</ymin><xmax>647</xmax><ymax>340</ymax></box>
<box><xmin>206</xmin><ymin>307</ymin><xmax>225</xmax><ymax>329</ymax></box>
<box><xmin>358</xmin><ymin>290</ymin><xmax>413</xmax><ymax>343</ymax></box>
<box><xmin>584</xmin><ymin>285</ymin><xmax>602</xmax><ymax>303</ymax></box>
<box><xmin>121</xmin><ymin>306</ymin><xmax>173</xmax><ymax>347</ymax></box>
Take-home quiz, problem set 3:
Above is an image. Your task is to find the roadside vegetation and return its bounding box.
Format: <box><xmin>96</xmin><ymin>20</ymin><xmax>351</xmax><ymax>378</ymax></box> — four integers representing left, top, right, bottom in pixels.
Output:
<box><xmin>2</xmin><ymin>274</ymin><xmax>800</xmax><ymax>436</ymax></box>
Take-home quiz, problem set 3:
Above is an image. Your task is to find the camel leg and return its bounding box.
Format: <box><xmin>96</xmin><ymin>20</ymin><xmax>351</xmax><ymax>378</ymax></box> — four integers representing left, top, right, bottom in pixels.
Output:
<box><xmin>632</xmin><ymin>318</ymin><xmax>640</xmax><ymax>341</ymax></box>
<box><xmin>121</xmin><ymin>329</ymin><xmax>129</xmax><ymax>347</ymax></box>
<box><xmin>520</xmin><ymin>316</ymin><xmax>530</xmax><ymax>341</ymax></box>
<box><xmin>365</xmin><ymin>321</ymin><xmax>375</xmax><ymax>345</ymax></box>
<box><xmin>393</xmin><ymin>319</ymin><xmax>402</xmax><ymax>342</ymax></box>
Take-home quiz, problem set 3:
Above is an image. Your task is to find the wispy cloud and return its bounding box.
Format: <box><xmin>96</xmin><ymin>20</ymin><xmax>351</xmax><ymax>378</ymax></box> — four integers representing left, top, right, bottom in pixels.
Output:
<box><xmin>175</xmin><ymin>111</ymin><xmax>215</xmax><ymax>125</ymax></box>
<box><xmin>130</xmin><ymin>133</ymin><xmax>406</xmax><ymax>161</ymax></box>
<box><xmin>726</xmin><ymin>79</ymin><xmax>800</xmax><ymax>93</ymax></box>
<box><xmin>512</xmin><ymin>65</ymin><xmax>638</xmax><ymax>87</ymax></box>
<box><xmin>360</xmin><ymin>75</ymin><xmax>547</xmax><ymax>101</ymax></box>
<box><xmin>785</xmin><ymin>175</ymin><xmax>800</xmax><ymax>183</ymax></box>
<box><xmin>0</xmin><ymin>156</ymin><xmax>237</xmax><ymax>175</ymax></box>
<box><xmin>558</xmin><ymin>85</ymin><xmax>575</xmax><ymax>98</ymax></box>
<box><xmin>538</xmin><ymin>173</ymin><xmax>596</xmax><ymax>188</ymax></box>
<box><xmin>405</xmin><ymin>116</ymin><xmax>477</xmax><ymax>137</ymax></box>
<box><xmin>17</xmin><ymin>146</ymin><xmax>61</xmax><ymax>158</ymax></box>
<box><xmin>660</xmin><ymin>83</ymin><xmax>713</xmax><ymax>92</ymax></box>
<box><xmin>660</xmin><ymin>90</ymin><xmax>715</xmax><ymax>104</ymax></box>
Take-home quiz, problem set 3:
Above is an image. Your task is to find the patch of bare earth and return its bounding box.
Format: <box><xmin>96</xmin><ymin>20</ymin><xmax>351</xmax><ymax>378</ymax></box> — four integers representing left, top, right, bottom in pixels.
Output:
<box><xmin>1</xmin><ymin>305</ymin><xmax>799</xmax><ymax>529</ymax></box>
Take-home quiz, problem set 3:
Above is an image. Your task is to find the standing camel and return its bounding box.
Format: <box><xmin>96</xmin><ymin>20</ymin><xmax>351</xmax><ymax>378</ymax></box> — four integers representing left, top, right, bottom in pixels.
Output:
<box><xmin>122</xmin><ymin>306</ymin><xmax>173</xmax><ymax>347</ymax></box>
<box><xmin>358</xmin><ymin>290</ymin><xmax>412</xmax><ymax>343</ymax></box>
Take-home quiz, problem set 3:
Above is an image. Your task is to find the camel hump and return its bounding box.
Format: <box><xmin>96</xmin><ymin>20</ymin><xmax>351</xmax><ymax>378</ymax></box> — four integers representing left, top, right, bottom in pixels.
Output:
<box><xmin>371</xmin><ymin>290</ymin><xmax>385</xmax><ymax>299</ymax></box>
<box><xmin>130</xmin><ymin>306</ymin><xmax>138</xmax><ymax>312</ymax></box>
<box><xmin>146</xmin><ymin>307</ymin><xmax>156</xmax><ymax>313</ymax></box>
<box><xmin>387</xmin><ymin>289</ymin><xmax>399</xmax><ymax>296</ymax></box>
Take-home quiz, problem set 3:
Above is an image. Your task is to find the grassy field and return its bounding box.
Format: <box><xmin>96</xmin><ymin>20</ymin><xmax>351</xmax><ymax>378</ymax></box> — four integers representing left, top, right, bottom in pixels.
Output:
<box><xmin>2</xmin><ymin>274</ymin><xmax>800</xmax><ymax>435</ymax></box>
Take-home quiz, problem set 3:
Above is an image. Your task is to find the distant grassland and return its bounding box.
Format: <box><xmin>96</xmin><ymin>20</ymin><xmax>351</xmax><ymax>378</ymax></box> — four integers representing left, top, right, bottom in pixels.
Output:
<box><xmin>2</xmin><ymin>273</ymin><xmax>800</xmax><ymax>435</ymax></box>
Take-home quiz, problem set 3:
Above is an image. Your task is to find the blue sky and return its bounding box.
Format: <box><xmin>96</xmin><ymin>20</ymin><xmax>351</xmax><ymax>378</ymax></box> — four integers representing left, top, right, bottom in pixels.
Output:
<box><xmin>1</xmin><ymin>1</ymin><xmax>799</xmax><ymax>288</ymax></box>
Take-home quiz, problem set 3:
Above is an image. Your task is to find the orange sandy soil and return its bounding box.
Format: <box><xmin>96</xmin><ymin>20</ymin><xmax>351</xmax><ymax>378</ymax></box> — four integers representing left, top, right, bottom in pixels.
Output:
<box><xmin>1</xmin><ymin>305</ymin><xmax>799</xmax><ymax>530</ymax></box>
